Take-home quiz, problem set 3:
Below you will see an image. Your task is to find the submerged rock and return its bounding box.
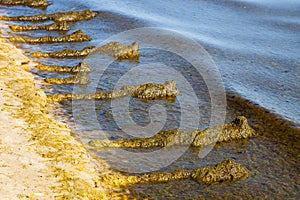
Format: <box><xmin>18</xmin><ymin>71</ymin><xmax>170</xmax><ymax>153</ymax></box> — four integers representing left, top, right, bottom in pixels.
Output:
<box><xmin>99</xmin><ymin>159</ymin><xmax>250</xmax><ymax>187</ymax></box>
<box><xmin>30</xmin><ymin>46</ymin><xmax>96</xmax><ymax>58</ymax></box>
<box><xmin>35</xmin><ymin>62</ymin><xmax>92</xmax><ymax>73</ymax></box>
<box><xmin>89</xmin><ymin>116</ymin><xmax>255</xmax><ymax>149</ymax></box>
<box><xmin>10</xmin><ymin>30</ymin><xmax>91</xmax><ymax>44</ymax></box>
<box><xmin>46</xmin><ymin>80</ymin><xmax>179</xmax><ymax>101</ymax></box>
<box><xmin>0</xmin><ymin>10</ymin><xmax>98</xmax><ymax>22</ymax></box>
<box><xmin>9</xmin><ymin>22</ymin><xmax>70</xmax><ymax>32</ymax></box>
<box><xmin>0</xmin><ymin>0</ymin><xmax>49</xmax><ymax>9</ymax></box>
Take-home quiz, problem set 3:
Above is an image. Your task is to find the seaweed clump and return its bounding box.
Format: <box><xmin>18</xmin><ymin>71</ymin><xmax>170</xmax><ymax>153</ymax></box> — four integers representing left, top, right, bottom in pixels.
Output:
<box><xmin>0</xmin><ymin>9</ymin><xmax>98</xmax><ymax>22</ymax></box>
<box><xmin>10</xmin><ymin>30</ymin><xmax>91</xmax><ymax>44</ymax></box>
<box><xmin>30</xmin><ymin>41</ymin><xmax>140</xmax><ymax>59</ymax></box>
<box><xmin>35</xmin><ymin>62</ymin><xmax>92</xmax><ymax>73</ymax></box>
<box><xmin>99</xmin><ymin>159</ymin><xmax>250</xmax><ymax>187</ymax></box>
<box><xmin>44</xmin><ymin>72</ymin><xmax>90</xmax><ymax>85</ymax></box>
<box><xmin>0</xmin><ymin>0</ymin><xmax>49</xmax><ymax>9</ymax></box>
<box><xmin>47</xmin><ymin>80</ymin><xmax>179</xmax><ymax>101</ymax></box>
<box><xmin>89</xmin><ymin>116</ymin><xmax>255</xmax><ymax>149</ymax></box>
<box><xmin>30</xmin><ymin>46</ymin><xmax>96</xmax><ymax>58</ymax></box>
<box><xmin>94</xmin><ymin>41</ymin><xmax>140</xmax><ymax>60</ymax></box>
<box><xmin>9</xmin><ymin>22</ymin><xmax>70</xmax><ymax>32</ymax></box>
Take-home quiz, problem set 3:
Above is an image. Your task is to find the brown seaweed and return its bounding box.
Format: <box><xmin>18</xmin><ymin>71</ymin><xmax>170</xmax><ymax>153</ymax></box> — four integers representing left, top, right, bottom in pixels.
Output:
<box><xmin>89</xmin><ymin>116</ymin><xmax>255</xmax><ymax>149</ymax></box>
<box><xmin>44</xmin><ymin>72</ymin><xmax>90</xmax><ymax>85</ymax></box>
<box><xmin>94</xmin><ymin>41</ymin><xmax>140</xmax><ymax>59</ymax></box>
<box><xmin>30</xmin><ymin>46</ymin><xmax>96</xmax><ymax>58</ymax></box>
<box><xmin>46</xmin><ymin>80</ymin><xmax>179</xmax><ymax>102</ymax></box>
<box><xmin>0</xmin><ymin>0</ymin><xmax>49</xmax><ymax>9</ymax></box>
<box><xmin>99</xmin><ymin>159</ymin><xmax>250</xmax><ymax>187</ymax></box>
<box><xmin>30</xmin><ymin>41</ymin><xmax>140</xmax><ymax>59</ymax></box>
<box><xmin>9</xmin><ymin>30</ymin><xmax>91</xmax><ymax>44</ymax></box>
<box><xmin>9</xmin><ymin>22</ymin><xmax>70</xmax><ymax>32</ymax></box>
<box><xmin>0</xmin><ymin>9</ymin><xmax>98</xmax><ymax>22</ymax></box>
<box><xmin>35</xmin><ymin>62</ymin><xmax>92</xmax><ymax>73</ymax></box>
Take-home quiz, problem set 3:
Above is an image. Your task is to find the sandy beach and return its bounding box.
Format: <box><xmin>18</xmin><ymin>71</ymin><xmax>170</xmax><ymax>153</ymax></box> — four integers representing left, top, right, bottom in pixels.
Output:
<box><xmin>0</xmin><ymin>35</ymin><xmax>128</xmax><ymax>199</ymax></box>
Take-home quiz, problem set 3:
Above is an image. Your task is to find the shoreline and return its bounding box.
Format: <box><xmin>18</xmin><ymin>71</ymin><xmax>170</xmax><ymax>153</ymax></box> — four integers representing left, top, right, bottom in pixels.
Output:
<box><xmin>0</xmin><ymin>4</ymin><xmax>299</xmax><ymax>198</ymax></box>
<box><xmin>0</xmin><ymin>33</ymin><xmax>128</xmax><ymax>199</ymax></box>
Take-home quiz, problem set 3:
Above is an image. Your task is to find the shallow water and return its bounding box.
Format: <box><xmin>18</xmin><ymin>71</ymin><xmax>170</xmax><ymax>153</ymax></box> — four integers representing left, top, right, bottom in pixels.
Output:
<box><xmin>0</xmin><ymin>0</ymin><xmax>299</xmax><ymax>199</ymax></box>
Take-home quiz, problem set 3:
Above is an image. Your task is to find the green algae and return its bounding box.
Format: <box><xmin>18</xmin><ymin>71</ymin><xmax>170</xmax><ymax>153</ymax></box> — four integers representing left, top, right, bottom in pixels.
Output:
<box><xmin>10</xmin><ymin>30</ymin><xmax>91</xmax><ymax>44</ymax></box>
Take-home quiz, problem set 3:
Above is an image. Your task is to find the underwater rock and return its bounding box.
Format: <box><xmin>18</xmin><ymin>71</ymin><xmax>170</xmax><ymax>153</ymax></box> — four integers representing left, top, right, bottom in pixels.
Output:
<box><xmin>35</xmin><ymin>62</ymin><xmax>92</xmax><ymax>73</ymax></box>
<box><xmin>46</xmin><ymin>80</ymin><xmax>179</xmax><ymax>102</ymax></box>
<box><xmin>0</xmin><ymin>0</ymin><xmax>49</xmax><ymax>9</ymax></box>
<box><xmin>89</xmin><ymin>116</ymin><xmax>255</xmax><ymax>149</ymax></box>
<box><xmin>94</xmin><ymin>41</ymin><xmax>140</xmax><ymax>59</ymax></box>
<box><xmin>44</xmin><ymin>72</ymin><xmax>90</xmax><ymax>85</ymax></box>
<box><xmin>0</xmin><ymin>10</ymin><xmax>98</xmax><ymax>22</ymax></box>
<box><xmin>99</xmin><ymin>159</ymin><xmax>249</xmax><ymax>187</ymax></box>
<box><xmin>9</xmin><ymin>30</ymin><xmax>91</xmax><ymax>44</ymax></box>
<box><xmin>30</xmin><ymin>46</ymin><xmax>96</xmax><ymax>58</ymax></box>
<box><xmin>9</xmin><ymin>22</ymin><xmax>70</xmax><ymax>32</ymax></box>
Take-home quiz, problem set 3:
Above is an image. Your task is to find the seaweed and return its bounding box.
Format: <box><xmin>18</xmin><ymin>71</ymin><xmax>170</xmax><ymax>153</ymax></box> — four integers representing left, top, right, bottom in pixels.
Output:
<box><xmin>10</xmin><ymin>30</ymin><xmax>91</xmax><ymax>44</ymax></box>
<box><xmin>9</xmin><ymin>22</ymin><xmax>70</xmax><ymax>32</ymax></box>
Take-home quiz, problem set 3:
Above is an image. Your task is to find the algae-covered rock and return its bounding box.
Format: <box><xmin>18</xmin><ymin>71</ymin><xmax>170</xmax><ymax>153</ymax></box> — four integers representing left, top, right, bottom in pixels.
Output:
<box><xmin>0</xmin><ymin>0</ymin><xmax>49</xmax><ymax>9</ymax></box>
<box><xmin>99</xmin><ymin>159</ymin><xmax>249</xmax><ymax>187</ymax></box>
<box><xmin>10</xmin><ymin>30</ymin><xmax>91</xmax><ymax>44</ymax></box>
<box><xmin>35</xmin><ymin>62</ymin><xmax>92</xmax><ymax>73</ymax></box>
<box><xmin>191</xmin><ymin>159</ymin><xmax>250</xmax><ymax>184</ymax></box>
<box><xmin>46</xmin><ymin>80</ymin><xmax>179</xmax><ymax>102</ymax></box>
<box><xmin>30</xmin><ymin>41</ymin><xmax>140</xmax><ymax>59</ymax></box>
<box><xmin>9</xmin><ymin>22</ymin><xmax>70</xmax><ymax>32</ymax></box>
<box><xmin>30</xmin><ymin>46</ymin><xmax>96</xmax><ymax>58</ymax></box>
<box><xmin>192</xmin><ymin>116</ymin><xmax>256</xmax><ymax>147</ymax></box>
<box><xmin>94</xmin><ymin>41</ymin><xmax>140</xmax><ymax>60</ymax></box>
<box><xmin>0</xmin><ymin>10</ymin><xmax>98</xmax><ymax>22</ymax></box>
<box><xmin>44</xmin><ymin>72</ymin><xmax>90</xmax><ymax>85</ymax></box>
<box><xmin>89</xmin><ymin>116</ymin><xmax>255</xmax><ymax>149</ymax></box>
<box><xmin>132</xmin><ymin>80</ymin><xmax>179</xmax><ymax>99</ymax></box>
